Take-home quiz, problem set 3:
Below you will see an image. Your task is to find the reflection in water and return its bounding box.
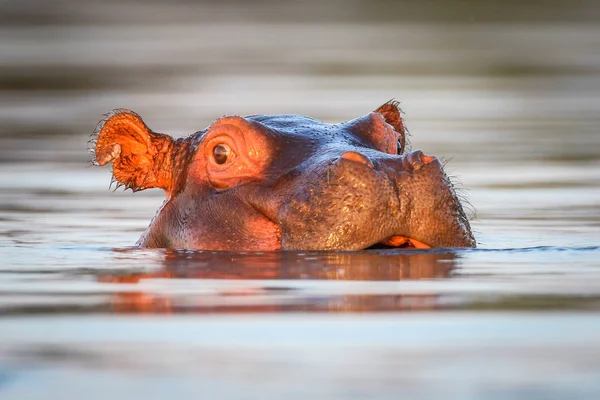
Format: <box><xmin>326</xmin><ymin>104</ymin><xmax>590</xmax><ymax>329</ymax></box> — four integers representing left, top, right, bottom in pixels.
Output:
<box><xmin>159</xmin><ymin>249</ymin><xmax>456</xmax><ymax>280</ymax></box>
<box><xmin>98</xmin><ymin>250</ymin><xmax>458</xmax><ymax>314</ymax></box>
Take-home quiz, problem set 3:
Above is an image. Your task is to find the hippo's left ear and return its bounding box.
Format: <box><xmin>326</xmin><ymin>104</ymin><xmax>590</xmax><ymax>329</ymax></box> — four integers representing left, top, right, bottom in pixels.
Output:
<box><xmin>92</xmin><ymin>109</ymin><xmax>178</xmax><ymax>195</ymax></box>
<box><xmin>375</xmin><ymin>100</ymin><xmax>408</xmax><ymax>154</ymax></box>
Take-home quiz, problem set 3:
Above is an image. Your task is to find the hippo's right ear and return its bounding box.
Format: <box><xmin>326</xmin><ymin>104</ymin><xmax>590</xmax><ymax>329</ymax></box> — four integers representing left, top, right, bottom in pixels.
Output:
<box><xmin>91</xmin><ymin>109</ymin><xmax>177</xmax><ymax>194</ymax></box>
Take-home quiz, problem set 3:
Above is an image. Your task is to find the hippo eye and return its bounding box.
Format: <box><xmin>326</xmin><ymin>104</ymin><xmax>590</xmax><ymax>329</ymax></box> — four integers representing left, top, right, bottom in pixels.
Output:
<box><xmin>213</xmin><ymin>144</ymin><xmax>231</xmax><ymax>164</ymax></box>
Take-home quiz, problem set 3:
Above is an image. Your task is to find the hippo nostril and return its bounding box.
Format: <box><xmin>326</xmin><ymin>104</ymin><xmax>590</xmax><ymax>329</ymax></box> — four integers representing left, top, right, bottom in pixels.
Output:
<box><xmin>421</xmin><ymin>152</ymin><xmax>435</xmax><ymax>164</ymax></box>
<box><xmin>339</xmin><ymin>151</ymin><xmax>374</xmax><ymax>169</ymax></box>
<box><xmin>404</xmin><ymin>149</ymin><xmax>436</xmax><ymax>171</ymax></box>
<box><xmin>406</xmin><ymin>150</ymin><xmax>424</xmax><ymax>171</ymax></box>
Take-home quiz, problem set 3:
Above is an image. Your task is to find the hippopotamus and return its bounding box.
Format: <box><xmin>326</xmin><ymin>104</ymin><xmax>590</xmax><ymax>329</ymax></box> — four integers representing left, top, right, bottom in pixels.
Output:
<box><xmin>91</xmin><ymin>101</ymin><xmax>475</xmax><ymax>251</ymax></box>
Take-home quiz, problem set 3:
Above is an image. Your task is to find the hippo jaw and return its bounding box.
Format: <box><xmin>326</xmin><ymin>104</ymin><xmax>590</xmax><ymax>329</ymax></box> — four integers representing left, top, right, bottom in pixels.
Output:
<box><xmin>92</xmin><ymin>102</ymin><xmax>476</xmax><ymax>251</ymax></box>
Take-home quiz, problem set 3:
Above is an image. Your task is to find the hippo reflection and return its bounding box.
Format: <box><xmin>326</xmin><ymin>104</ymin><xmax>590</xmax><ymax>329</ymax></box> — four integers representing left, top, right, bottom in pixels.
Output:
<box><xmin>99</xmin><ymin>250</ymin><xmax>457</xmax><ymax>313</ymax></box>
<box><xmin>92</xmin><ymin>102</ymin><xmax>475</xmax><ymax>251</ymax></box>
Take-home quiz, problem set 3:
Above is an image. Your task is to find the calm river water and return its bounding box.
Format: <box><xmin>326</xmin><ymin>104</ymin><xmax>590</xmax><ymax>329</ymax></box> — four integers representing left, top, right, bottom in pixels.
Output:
<box><xmin>1</xmin><ymin>5</ymin><xmax>600</xmax><ymax>399</ymax></box>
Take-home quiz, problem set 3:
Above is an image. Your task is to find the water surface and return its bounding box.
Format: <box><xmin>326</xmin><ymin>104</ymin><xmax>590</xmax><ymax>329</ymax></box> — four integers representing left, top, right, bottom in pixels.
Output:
<box><xmin>1</xmin><ymin>3</ymin><xmax>600</xmax><ymax>399</ymax></box>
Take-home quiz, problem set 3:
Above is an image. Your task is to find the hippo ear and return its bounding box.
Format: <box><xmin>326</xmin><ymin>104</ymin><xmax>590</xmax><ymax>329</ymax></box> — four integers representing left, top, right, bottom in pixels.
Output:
<box><xmin>375</xmin><ymin>100</ymin><xmax>408</xmax><ymax>154</ymax></box>
<box><xmin>91</xmin><ymin>109</ymin><xmax>176</xmax><ymax>194</ymax></box>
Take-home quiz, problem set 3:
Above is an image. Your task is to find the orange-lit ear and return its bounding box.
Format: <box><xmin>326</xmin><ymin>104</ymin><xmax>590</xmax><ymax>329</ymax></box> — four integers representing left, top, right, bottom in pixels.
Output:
<box><xmin>92</xmin><ymin>109</ymin><xmax>176</xmax><ymax>193</ymax></box>
<box><xmin>375</xmin><ymin>100</ymin><xmax>408</xmax><ymax>154</ymax></box>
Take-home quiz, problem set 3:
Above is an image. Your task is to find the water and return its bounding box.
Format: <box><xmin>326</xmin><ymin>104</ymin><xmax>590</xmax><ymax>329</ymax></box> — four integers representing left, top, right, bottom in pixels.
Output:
<box><xmin>1</xmin><ymin>2</ymin><xmax>600</xmax><ymax>398</ymax></box>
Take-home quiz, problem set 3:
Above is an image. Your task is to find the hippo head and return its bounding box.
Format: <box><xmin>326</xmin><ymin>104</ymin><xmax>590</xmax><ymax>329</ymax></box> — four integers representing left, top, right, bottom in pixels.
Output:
<box><xmin>92</xmin><ymin>102</ymin><xmax>475</xmax><ymax>251</ymax></box>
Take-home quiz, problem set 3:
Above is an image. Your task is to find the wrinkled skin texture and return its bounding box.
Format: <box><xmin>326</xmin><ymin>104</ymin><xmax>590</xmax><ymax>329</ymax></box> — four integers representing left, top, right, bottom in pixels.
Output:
<box><xmin>92</xmin><ymin>102</ymin><xmax>475</xmax><ymax>251</ymax></box>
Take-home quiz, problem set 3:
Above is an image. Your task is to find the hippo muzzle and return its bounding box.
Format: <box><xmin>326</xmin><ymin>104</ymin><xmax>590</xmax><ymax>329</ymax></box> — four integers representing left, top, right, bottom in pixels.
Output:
<box><xmin>91</xmin><ymin>101</ymin><xmax>475</xmax><ymax>251</ymax></box>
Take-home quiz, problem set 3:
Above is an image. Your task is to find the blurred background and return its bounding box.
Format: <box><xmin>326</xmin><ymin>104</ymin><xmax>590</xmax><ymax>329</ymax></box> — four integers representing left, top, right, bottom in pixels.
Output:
<box><xmin>1</xmin><ymin>1</ymin><xmax>600</xmax><ymax>399</ymax></box>
<box><xmin>2</xmin><ymin>0</ymin><xmax>600</xmax><ymax>164</ymax></box>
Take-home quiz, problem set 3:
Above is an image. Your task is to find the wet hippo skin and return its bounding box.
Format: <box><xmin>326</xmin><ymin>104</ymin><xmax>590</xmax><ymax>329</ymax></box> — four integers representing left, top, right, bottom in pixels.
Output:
<box><xmin>91</xmin><ymin>101</ymin><xmax>475</xmax><ymax>251</ymax></box>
